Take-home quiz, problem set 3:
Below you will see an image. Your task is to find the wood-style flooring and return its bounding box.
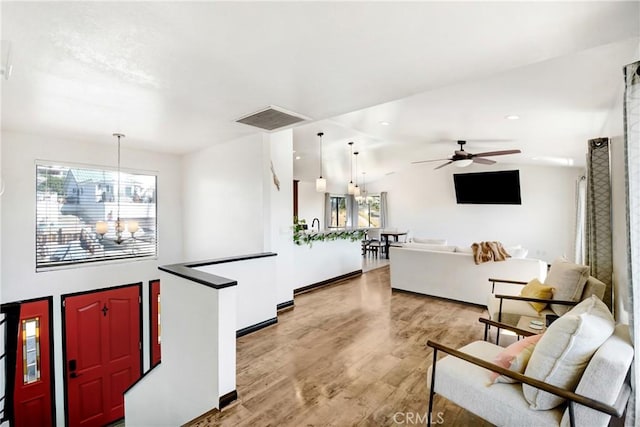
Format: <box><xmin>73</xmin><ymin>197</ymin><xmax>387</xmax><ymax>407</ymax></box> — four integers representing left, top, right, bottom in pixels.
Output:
<box><xmin>187</xmin><ymin>266</ymin><xmax>492</xmax><ymax>426</ymax></box>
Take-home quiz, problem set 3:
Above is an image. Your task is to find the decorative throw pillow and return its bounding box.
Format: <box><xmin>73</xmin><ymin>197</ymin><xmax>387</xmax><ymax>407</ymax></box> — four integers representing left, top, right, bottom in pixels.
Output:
<box><xmin>506</xmin><ymin>247</ymin><xmax>529</xmax><ymax>259</ymax></box>
<box><xmin>520</xmin><ymin>279</ymin><xmax>554</xmax><ymax>312</ymax></box>
<box><xmin>544</xmin><ymin>258</ymin><xmax>590</xmax><ymax>316</ymax></box>
<box><xmin>523</xmin><ymin>296</ymin><xmax>615</xmax><ymax>410</ymax></box>
<box><xmin>489</xmin><ymin>334</ymin><xmax>543</xmax><ymax>384</ymax></box>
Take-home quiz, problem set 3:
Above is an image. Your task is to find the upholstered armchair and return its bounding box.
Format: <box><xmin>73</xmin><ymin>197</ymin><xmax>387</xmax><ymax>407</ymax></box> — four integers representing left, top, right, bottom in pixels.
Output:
<box><xmin>486</xmin><ymin>259</ymin><xmax>606</xmax><ymax>340</ymax></box>
<box><xmin>426</xmin><ymin>297</ymin><xmax>633</xmax><ymax>427</ymax></box>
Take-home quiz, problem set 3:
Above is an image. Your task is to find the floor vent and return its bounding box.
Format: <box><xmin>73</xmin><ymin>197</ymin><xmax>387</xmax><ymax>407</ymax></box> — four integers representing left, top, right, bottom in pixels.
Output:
<box><xmin>235</xmin><ymin>106</ymin><xmax>309</xmax><ymax>131</ymax></box>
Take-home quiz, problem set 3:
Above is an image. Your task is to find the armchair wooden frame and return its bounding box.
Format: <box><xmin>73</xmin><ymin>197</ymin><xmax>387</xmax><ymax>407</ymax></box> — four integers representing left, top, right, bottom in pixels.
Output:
<box><xmin>426</xmin><ymin>319</ymin><xmax>630</xmax><ymax>427</ymax></box>
<box><xmin>488</xmin><ymin>278</ymin><xmax>578</xmax><ymax>344</ymax></box>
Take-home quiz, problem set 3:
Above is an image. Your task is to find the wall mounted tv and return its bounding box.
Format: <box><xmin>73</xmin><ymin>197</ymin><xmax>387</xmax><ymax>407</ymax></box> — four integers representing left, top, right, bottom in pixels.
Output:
<box><xmin>453</xmin><ymin>170</ymin><xmax>521</xmax><ymax>205</ymax></box>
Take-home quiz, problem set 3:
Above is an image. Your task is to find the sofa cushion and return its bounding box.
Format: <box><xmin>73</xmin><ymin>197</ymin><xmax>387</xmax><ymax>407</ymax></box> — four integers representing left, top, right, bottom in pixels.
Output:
<box><xmin>429</xmin><ymin>340</ymin><xmax>563</xmax><ymax>426</ymax></box>
<box><xmin>520</xmin><ymin>279</ymin><xmax>554</xmax><ymax>312</ymax></box>
<box><xmin>507</xmin><ymin>247</ymin><xmax>529</xmax><ymax>259</ymax></box>
<box><xmin>544</xmin><ymin>258</ymin><xmax>590</xmax><ymax>316</ymax></box>
<box><xmin>523</xmin><ymin>296</ymin><xmax>615</xmax><ymax>410</ymax></box>
<box><xmin>402</xmin><ymin>242</ymin><xmax>456</xmax><ymax>252</ymax></box>
<box><xmin>559</xmin><ymin>324</ymin><xmax>633</xmax><ymax>426</ymax></box>
<box><xmin>582</xmin><ymin>276</ymin><xmax>606</xmax><ymax>301</ymax></box>
<box><xmin>490</xmin><ymin>334</ymin><xmax>543</xmax><ymax>384</ymax></box>
<box><xmin>412</xmin><ymin>237</ymin><xmax>447</xmax><ymax>245</ymax></box>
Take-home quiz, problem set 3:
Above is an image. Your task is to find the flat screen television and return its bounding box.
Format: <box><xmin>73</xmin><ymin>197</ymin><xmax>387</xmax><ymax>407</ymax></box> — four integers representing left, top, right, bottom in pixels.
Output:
<box><xmin>453</xmin><ymin>170</ymin><xmax>521</xmax><ymax>205</ymax></box>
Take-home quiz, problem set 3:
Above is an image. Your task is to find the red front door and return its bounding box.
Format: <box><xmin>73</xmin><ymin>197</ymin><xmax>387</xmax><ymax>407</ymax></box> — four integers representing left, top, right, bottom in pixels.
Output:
<box><xmin>14</xmin><ymin>299</ymin><xmax>53</xmax><ymax>426</ymax></box>
<box><xmin>64</xmin><ymin>285</ymin><xmax>141</xmax><ymax>427</ymax></box>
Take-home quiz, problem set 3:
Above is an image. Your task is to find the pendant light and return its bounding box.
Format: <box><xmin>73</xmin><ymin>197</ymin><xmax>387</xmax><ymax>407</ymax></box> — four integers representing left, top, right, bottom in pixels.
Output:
<box><xmin>315</xmin><ymin>132</ymin><xmax>327</xmax><ymax>192</ymax></box>
<box><xmin>353</xmin><ymin>151</ymin><xmax>361</xmax><ymax>197</ymax></box>
<box><xmin>96</xmin><ymin>133</ymin><xmax>139</xmax><ymax>244</ymax></box>
<box><xmin>347</xmin><ymin>142</ymin><xmax>355</xmax><ymax>195</ymax></box>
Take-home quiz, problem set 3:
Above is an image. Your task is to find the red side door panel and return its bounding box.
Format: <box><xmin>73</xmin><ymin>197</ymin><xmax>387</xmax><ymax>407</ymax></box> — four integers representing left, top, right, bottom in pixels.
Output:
<box><xmin>14</xmin><ymin>299</ymin><xmax>53</xmax><ymax>427</ymax></box>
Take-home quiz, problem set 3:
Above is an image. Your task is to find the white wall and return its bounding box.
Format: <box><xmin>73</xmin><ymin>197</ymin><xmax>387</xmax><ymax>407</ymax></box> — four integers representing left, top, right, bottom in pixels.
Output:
<box><xmin>368</xmin><ymin>163</ymin><xmax>582</xmax><ymax>263</ymax></box>
<box><xmin>182</xmin><ymin>131</ymin><xmax>296</xmax><ymax>305</ymax></box>
<box><xmin>125</xmin><ymin>272</ymin><xmax>236</xmax><ymax>426</ymax></box>
<box><xmin>297</xmin><ymin>180</ymin><xmax>325</xmax><ymax>229</ymax></box>
<box><xmin>266</xmin><ymin>131</ymin><xmax>295</xmax><ymax>305</ymax></box>
<box><xmin>196</xmin><ymin>256</ymin><xmax>276</xmax><ymax>331</ymax></box>
<box><xmin>182</xmin><ymin>134</ymin><xmax>265</xmax><ymax>261</ymax></box>
<box><xmin>1</xmin><ymin>130</ymin><xmax>183</xmax><ymax>426</ymax></box>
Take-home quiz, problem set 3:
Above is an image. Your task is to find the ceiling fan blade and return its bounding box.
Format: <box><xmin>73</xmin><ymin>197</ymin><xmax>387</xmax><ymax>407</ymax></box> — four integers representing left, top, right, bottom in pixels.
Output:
<box><xmin>434</xmin><ymin>161</ymin><xmax>453</xmax><ymax>170</ymax></box>
<box><xmin>411</xmin><ymin>158</ymin><xmax>451</xmax><ymax>164</ymax></box>
<box><xmin>473</xmin><ymin>157</ymin><xmax>496</xmax><ymax>165</ymax></box>
<box><xmin>472</xmin><ymin>149</ymin><xmax>521</xmax><ymax>157</ymax></box>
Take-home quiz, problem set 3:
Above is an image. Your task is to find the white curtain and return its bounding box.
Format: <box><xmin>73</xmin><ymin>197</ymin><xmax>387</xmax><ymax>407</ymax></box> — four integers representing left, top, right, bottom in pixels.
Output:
<box><xmin>574</xmin><ymin>175</ymin><xmax>587</xmax><ymax>264</ymax></box>
<box><xmin>623</xmin><ymin>60</ymin><xmax>640</xmax><ymax>427</ymax></box>
<box><xmin>380</xmin><ymin>191</ymin><xmax>388</xmax><ymax>228</ymax></box>
<box><xmin>323</xmin><ymin>192</ymin><xmax>331</xmax><ymax>229</ymax></box>
<box><xmin>346</xmin><ymin>194</ymin><xmax>358</xmax><ymax>228</ymax></box>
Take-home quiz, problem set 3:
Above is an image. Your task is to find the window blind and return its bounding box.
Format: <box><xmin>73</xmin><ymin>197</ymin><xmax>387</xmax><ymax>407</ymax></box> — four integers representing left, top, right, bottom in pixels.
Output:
<box><xmin>36</xmin><ymin>164</ymin><xmax>157</xmax><ymax>269</ymax></box>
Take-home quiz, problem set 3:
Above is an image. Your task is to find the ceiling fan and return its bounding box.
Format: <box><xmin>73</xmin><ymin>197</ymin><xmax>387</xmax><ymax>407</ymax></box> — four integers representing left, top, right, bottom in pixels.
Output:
<box><xmin>412</xmin><ymin>140</ymin><xmax>521</xmax><ymax>170</ymax></box>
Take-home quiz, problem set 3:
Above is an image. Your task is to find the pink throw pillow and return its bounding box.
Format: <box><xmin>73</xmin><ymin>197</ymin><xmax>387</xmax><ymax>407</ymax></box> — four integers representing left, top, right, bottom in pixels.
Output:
<box><xmin>489</xmin><ymin>334</ymin><xmax>543</xmax><ymax>384</ymax></box>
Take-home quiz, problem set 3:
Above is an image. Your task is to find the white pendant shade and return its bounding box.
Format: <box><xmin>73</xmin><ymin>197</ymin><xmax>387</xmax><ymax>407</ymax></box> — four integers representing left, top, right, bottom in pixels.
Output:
<box><xmin>348</xmin><ymin>182</ymin><xmax>356</xmax><ymax>194</ymax></box>
<box><xmin>353</xmin><ymin>186</ymin><xmax>361</xmax><ymax>197</ymax></box>
<box><xmin>316</xmin><ymin>177</ymin><xmax>327</xmax><ymax>192</ymax></box>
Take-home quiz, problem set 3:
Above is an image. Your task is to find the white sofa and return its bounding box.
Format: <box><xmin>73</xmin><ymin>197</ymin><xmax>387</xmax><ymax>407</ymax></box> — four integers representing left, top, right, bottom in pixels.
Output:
<box><xmin>389</xmin><ymin>245</ymin><xmax>547</xmax><ymax>306</ymax></box>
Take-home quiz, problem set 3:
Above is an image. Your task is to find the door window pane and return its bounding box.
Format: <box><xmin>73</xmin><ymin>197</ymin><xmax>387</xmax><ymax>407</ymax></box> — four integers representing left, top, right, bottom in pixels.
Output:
<box><xmin>22</xmin><ymin>318</ymin><xmax>41</xmax><ymax>384</ymax></box>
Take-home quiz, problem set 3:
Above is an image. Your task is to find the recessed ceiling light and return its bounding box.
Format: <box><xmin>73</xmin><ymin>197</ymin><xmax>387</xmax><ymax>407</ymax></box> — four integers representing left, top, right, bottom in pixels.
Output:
<box><xmin>379</xmin><ymin>121</ymin><xmax>390</xmax><ymax>126</ymax></box>
<box><xmin>295</xmin><ymin>156</ymin><xmax>301</xmax><ymax>160</ymax></box>
<box><xmin>505</xmin><ymin>115</ymin><xmax>520</xmax><ymax>120</ymax></box>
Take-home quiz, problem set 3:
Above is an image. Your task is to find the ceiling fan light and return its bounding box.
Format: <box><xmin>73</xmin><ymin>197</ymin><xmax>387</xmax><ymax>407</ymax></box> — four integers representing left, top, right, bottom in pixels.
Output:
<box><xmin>455</xmin><ymin>159</ymin><xmax>473</xmax><ymax>168</ymax></box>
<box><xmin>316</xmin><ymin>177</ymin><xmax>327</xmax><ymax>192</ymax></box>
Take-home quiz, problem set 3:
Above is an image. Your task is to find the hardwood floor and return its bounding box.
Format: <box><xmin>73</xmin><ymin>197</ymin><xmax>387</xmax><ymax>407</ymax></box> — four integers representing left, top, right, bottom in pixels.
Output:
<box><xmin>187</xmin><ymin>266</ymin><xmax>492</xmax><ymax>427</ymax></box>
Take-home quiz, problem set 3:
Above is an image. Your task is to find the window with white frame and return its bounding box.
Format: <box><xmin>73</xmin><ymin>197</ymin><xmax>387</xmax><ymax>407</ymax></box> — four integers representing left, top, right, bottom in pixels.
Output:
<box><xmin>357</xmin><ymin>195</ymin><xmax>381</xmax><ymax>228</ymax></box>
<box><xmin>36</xmin><ymin>163</ymin><xmax>157</xmax><ymax>269</ymax></box>
<box><xmin>329</xmin><ymin>196</ymin><xmax>347</xmax><ymax>228</ymax></box>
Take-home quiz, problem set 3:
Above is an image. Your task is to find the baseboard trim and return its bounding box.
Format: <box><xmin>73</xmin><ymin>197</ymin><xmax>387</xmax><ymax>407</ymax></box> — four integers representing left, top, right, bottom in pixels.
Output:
<box><xmin>236</xmin><ymin>317</ymin><xmax>278</xmax><ymax>338</ymax></box>
<box><xmin>219</xmin><ymin>390</ymin><xmax>238</xmax><ymax>409</ymax></box>
<box><xmin>391</xmin><ymin>287</ymin><xmax>486</xmax><ymax>309</ymax></box>
<box><xmin>294</xmin><ymin>270</ymin><xmax>363</xmax><ymax>295</ymax></box>
<box><xmin>277</xmin><ymin>300</ymin><xmax>294</xmax><ymax>311</ymax></box>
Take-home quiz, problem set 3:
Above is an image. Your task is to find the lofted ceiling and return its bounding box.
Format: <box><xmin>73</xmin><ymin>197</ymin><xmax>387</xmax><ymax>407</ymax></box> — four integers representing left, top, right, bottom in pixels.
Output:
<box><xmin>2</xmin><ymin>2</ymin><xmax>639</xmax><ymax>186</ymax></box>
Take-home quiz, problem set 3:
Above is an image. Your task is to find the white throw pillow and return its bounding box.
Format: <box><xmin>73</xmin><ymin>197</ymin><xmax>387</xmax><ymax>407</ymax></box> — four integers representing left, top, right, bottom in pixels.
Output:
<box><xmin>412</xmin><ymin>237</ymin><xmax>447</xmax><ymax>245</ymax></box>
<box><xmin>523</xmin><ymin>296</ymin><xmax>615</xmax><ymax>410</ymax></box>
<box><xmin>545</xmin><ymin>258</ymin><xmax>590</xmax><ymax>315</ymax></box>
<box><xmin>506</xmin><ymin>247</ymin><xmax>529</xmax><ymax>259</ymax></box>
<box><xmin>454</xmin><ymin>246</ymin><xmax>473</xmax><ymax>254</ymax></box>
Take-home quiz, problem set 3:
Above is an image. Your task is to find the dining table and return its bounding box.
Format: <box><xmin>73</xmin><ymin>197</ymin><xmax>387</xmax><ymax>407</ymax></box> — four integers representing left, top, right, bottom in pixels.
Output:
<box><xmin>380</xmin><ymin>230</ymin><xmax>408</xmax><ymax>259</ymax></box>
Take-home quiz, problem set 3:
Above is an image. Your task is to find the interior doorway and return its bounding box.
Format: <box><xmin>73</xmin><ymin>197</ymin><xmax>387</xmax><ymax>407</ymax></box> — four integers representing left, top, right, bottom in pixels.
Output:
<box><xmin>63</xmin><ymin>284</ymin><xmax>141</xmax><ymax>427</ymax></box>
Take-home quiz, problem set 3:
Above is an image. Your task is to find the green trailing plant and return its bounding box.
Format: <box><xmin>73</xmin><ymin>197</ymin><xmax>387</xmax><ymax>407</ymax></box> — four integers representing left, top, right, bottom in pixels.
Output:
<box><xmin>292</xmin><ymin>217</ymin><xmax>366</xmax><ymax>247</ymax></box>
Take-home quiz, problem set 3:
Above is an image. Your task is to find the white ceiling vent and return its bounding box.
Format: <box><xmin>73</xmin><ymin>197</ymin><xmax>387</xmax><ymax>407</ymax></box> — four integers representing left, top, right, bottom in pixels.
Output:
<box><xmin>235</xmin><ymin>105</ymin><xmax>309</xmax><ymax>131</ymax></box>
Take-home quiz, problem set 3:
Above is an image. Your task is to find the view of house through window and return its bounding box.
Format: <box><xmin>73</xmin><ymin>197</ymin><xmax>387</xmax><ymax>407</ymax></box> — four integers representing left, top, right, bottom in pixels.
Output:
<box><xmin>358</xmin><ymin>195</ymin><xmax>381</xmax><ymax>228</ymax></box>
<box><xmin>36</xmin><ymin>164</ymin><xmax>157</xmax><ymax>269</ymax></box>
<box><xmin>329</xmin><ymin>196</ymin><xmax>347</xmax><ymax>228</ymax></box>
